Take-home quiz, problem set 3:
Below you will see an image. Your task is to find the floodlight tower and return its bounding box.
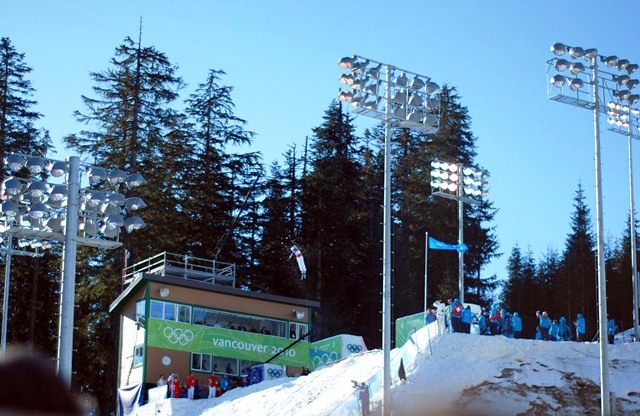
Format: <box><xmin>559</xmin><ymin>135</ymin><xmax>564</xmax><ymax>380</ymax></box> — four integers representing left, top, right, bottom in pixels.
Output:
<box><xmin>1</xmin><ymin>153</ymin><xmax>147</xmax><ymax>385</ymax></box>
<box><xmin>338</xmin><ymin>55</ymin><xmax>441</xmax><ymax>416</ymax></box>
<box><xmin>430</xmin><ymin>161</ymin><xmax>488</xmax><ymax>303</ymax></box>
<box><xmin>547</xmin><ymin>42</ymin><xmax>640</xmax><ymax>416</ymax></box>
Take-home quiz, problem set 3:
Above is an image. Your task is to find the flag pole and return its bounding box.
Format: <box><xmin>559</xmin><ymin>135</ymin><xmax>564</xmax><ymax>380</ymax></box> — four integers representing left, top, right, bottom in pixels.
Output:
<box><xmin>424</xmin><ymin>231</ymin><xmax>429</xmax><ymax>313</ymax></box>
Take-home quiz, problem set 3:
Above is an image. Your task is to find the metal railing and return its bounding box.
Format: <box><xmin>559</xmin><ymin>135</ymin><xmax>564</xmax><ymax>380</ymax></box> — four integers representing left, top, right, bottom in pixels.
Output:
<box><xmin>122</xmin><ymin>252</ymin><xmax>236</xmax><ymax>287</ymax></box>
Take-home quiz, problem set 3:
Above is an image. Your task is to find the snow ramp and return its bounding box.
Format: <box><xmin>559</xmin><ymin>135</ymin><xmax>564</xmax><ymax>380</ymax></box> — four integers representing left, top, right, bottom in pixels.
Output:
<box><xmin>328</xmin><ymin>318</ymin><xmax>439</xmax><ymax>415</ymax></box>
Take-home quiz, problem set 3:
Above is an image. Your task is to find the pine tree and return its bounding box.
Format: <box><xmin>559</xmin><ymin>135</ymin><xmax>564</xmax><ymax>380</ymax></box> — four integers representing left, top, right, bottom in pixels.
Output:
<box><xmin>253</xmin><ymin>155</ymin><xmax>301</xmax><ymax>295</ymax></box>
<box><xmin>300</xmin><ymin>101</ymin><xmax>370</xmax><ymax>341</ymax></box>
<box><xmin>606</xmin><ymin>213</ymin><xmax>638</xmax><ymax>331</ymax></box>
<box><xmin>181</xmin><ymin>68</ymin><xmax>260</xmax><ymax>274</ymax></box>
<box><xmin>392</xmin><ymin>85</ymin><xmax>498</xmax><ymax>313</ymax></box>
<box><xmin>559</xmin><ymin>183</ymin><xmax>596</xmax><ymax>338</ymax></box>
<box><xmin>502</xmin><ymin>243</ymin><xmax>525</xmax><ymax>311</ymax></box>
<box><xmin>537</xmin><ymin>246</ymin><xmax>562</xmax><ymax>315</ymax></box>
<box><xmin>0</xmin><ymin>37</ymin><xmax>51</xmax><ymax>171</ymax></box>
<box><xmin>0</xmin><ymin>37</ymin><xmax>56</xmax><ymax>355</ymax></box>
<box><xmin>63</xmin><ymin>35</ymin><xmax>187</xmax><ymax>414</ymax></box>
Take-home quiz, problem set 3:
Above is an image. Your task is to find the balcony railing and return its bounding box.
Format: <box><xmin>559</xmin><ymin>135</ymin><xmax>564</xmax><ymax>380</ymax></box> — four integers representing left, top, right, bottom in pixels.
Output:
<box><xmin>123</xmin><ymin>252</ymin><xmax>236</xmax><ymax>287</ymax></box>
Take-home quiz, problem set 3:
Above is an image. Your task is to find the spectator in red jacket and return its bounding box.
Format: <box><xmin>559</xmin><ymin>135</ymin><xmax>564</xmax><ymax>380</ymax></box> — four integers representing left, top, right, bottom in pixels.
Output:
<box><xmin>208</xmin><ymin>373</ymin><xmax>220</xmax><ymax>398</ymax></box>
<box><xmin>187</xmin><ymin>372</ymin><xmax>196</xmax><ymax>399</ymax></box>
<box><xmin>173</xmin><ymin>374</ymin><xmax>182</xmax><ymax>398</ymax></box>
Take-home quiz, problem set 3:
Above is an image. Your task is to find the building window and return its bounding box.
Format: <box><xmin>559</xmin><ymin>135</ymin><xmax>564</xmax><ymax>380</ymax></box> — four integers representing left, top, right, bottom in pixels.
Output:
<box><xmin>216</xmin><ymin>357</ymin><xmax>238</xmax><ymax>376</ymax></box>
<box><xmin>289</xmin><ymin>323</ymin><xmax>308</xmax><ymax>340</ymax></box>
<box><xmin>133</xmin><ymin>345</ymin><xmax>144</xmax><ymax>367</ymax></box>
<box><xmin>192</xmin><ymin>307</ymin><xmax>288</xmax><ymax>338</ymax></box>
<box><xmin>135</xmin><ymin>300</ymin><xmax>145</xmax><ymax>326</ymax></box>
<box><xmin>191</xmin><ymin>352</ymin><xmax>215</xmax><ymax>373</ymax></box>
<box><xmin>150</xmin><ymin>300</ymin><xmax>191</xmax><ymax>323</ymax></box>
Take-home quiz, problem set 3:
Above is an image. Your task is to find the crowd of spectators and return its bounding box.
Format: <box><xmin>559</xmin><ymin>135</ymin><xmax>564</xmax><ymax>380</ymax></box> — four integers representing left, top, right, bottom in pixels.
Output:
<box><xmin>425</xmin><ymin>298</ymin><xmax>617</xmax><ymax>343</ymax></box>
<box><xmin>156</xmin><ymin>366</ymin><xmax>264</xmax><ymax>400</ymax></box>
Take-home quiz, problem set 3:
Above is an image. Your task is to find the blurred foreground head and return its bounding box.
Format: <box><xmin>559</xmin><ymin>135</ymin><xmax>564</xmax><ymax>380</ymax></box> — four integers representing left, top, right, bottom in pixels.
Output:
<box><xmin>0</xmin><ymin>347</ymin><xmax>82</xmax><ymax>415</ymax></box>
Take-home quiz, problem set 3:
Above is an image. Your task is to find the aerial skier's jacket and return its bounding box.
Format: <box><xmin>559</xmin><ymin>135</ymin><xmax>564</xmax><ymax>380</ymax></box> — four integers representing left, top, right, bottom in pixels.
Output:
<box><xmin>290</xmin><ymin>245</ymin><xmax>307</xmax><ymax>279</ymax></box>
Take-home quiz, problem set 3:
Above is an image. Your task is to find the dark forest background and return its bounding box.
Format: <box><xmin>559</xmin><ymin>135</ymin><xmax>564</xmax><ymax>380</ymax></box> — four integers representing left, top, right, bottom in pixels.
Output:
<box><xmin>1</xmin><ymin>35</ymin><xmax>638</xmax><ymax>414</ymax></box>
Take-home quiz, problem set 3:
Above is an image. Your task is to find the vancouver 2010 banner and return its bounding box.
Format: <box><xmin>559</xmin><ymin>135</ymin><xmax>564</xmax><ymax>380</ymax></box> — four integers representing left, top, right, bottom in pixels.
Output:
<box><xmin>147</xmin><ymin>318</ymin><xmax>310</xmax><ymax>367</ymax></box>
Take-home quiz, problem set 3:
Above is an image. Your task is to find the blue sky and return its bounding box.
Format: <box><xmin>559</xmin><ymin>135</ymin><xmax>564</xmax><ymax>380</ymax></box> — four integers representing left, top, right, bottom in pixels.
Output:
<box><xmin>4</xmin><ymin>1</ymin><xmax>640</xmax><ymax>292</ymax></box>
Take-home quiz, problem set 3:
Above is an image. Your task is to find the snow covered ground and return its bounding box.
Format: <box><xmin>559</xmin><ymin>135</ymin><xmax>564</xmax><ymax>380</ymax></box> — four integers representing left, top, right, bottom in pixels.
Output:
<box><xmin>134</xmin><ymin>324</ymin><xmax>640</xmax><ymax>415</ymax></box>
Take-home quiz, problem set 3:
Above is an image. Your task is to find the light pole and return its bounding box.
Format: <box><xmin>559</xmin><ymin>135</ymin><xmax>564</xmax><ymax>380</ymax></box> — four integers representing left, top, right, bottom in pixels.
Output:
<box><xmin>338</xmin><ymin>55</ymin><xmax>441</xmax><ymax>416</ymax></box>
<box><xmin>606</xmin><ymin>101</ymin><xmax>640</xmax><ymax>344</ymax></box>
<box><xmin>546</xmin><ymin>42</ymin><xmax>640</xmax><ymax>416</ymax></box>
<box><xmin>1</xmin><ymin>153</ymin><xmax>147</xmax><ymax>385</ymax></box>
<box><xmin>430</xmin><ymin>161</ymin><xmax>487</xmax><ymax>304</ymax></box>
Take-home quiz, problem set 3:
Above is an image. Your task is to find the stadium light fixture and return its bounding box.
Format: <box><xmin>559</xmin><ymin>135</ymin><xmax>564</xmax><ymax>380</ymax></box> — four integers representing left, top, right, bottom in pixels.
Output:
<box><xmin>338</xmin><ymin>55</ymin><xmax>442</xmax><ymax>416</ymax></box>
<box><xmin>1</xmin><ymin>153</ymin><xmax>148</xmax><ymax>386</ymax></box>
<box><xmin>546</xmin><ymin>42</ymin><xmax>640</xmax><ymax>416</ymax></box>
<box><xmin>430</xmin><ymin>161</ymin><xmax>488</xmax><ymax>305</ymax></box>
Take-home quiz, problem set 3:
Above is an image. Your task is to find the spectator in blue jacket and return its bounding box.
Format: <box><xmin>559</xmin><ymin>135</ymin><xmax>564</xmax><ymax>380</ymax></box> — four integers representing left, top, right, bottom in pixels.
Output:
<box><xmin>535</xmin><ymin>326</ymin><xmax>542</xmax><ymax>340</ymax></box>
<box><xmin>512</xmin><ymin>312</ymin><xmax>522</xmax><ymax>338</ymax></box>
<box><xmin>502</xmin><ymin>312</ymin><xmax>514</xmax><ymax>338</ymax></box>
<box><xmin>424</xmin><ymin>308</ymin><xmax>437</xmax><ymax>326</ymax></box>
<box><xmin>461</xmin><ymin>305</ymin><xmax>473</xmax><ymax>334</ymax></box>
<box><xmin>479</xmin><ymin>310</ymin><xmax>489</xmax><ymax>335</ymax></box>
<box><xmin>536</xmin><ymin>310</ymin><xmax>551</xmax><ymax>341</ymax></box>
<box><xmin>549</xmin><ymin>319</ymin><xmax>559</xmax><ymax>341</ymax></box>
<box><xmin>574</xmin><ymin>313</ymin><xmax>586</xmax><ymax>342</ymax></box>
<box><xmin>558</xmin><ymin>316</ymin><xmax>572</xmax><ymax>341</ymax></box>
<box><xmin>607</xmin><ymin>316</ymin><xmax>617</xmax><ymax>344</ymax></box>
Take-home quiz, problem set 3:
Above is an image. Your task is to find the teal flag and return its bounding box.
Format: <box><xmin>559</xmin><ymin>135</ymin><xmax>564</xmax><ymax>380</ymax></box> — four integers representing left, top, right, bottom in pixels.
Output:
<box><xmin>428</xmin><ymin>236</ymin><xmax>468</xmax><ymax>252</ymax></box>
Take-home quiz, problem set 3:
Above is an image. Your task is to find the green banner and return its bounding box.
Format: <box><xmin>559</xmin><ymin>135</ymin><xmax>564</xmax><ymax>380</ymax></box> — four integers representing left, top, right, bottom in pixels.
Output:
<box><xmin>147</xmin><ymin>318</ymin><xmax>309</xmax><ymax>367</ymax></box>
<box><xmin>309</xmin><ymin>336</ymin><xmax>341</xmax><ymax>370</ymax></box>
<box><xmin>395</xmin><ymin>312</ymin><xmax>425</xmax><ymax>348</ymax></box>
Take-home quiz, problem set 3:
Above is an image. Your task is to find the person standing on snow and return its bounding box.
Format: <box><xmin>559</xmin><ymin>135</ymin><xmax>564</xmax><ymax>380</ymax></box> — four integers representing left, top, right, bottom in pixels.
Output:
<box><xmin>445</xmin><ymin>299</ymin><xmax>453</xmax><ymax>333</ymax></box>
<box><xmin>433</xmin><ymin>300</ymin><xmax>447</xmax><ymax>335</ymax></box>
<box><xmin>574</xmin><ymin>313</ymin><xmax>586</xmax><ymax>342</ymax></box>
<box><xmin>489</xmin><ymin>304</ymin><xmax>502</xmax><ymax>335</ymax></box>
<box><xmin>512</xmin><ymin>312</ymin><xmax>522</xmax><ymax>338</ymax></box>
<box><xmin>424</xmin><ymin>308</ymin><xmax>437</xmax><ymax>326</ymax></box>
<box><xmin>353</xmin><ymin>381</ymin><xmax>370</xmax><ymax>416</ymax></box>
<box><xmin>536</xmin><ymin>310</ymin><xmax>551</xmax><ymax>341</ymax></box>
<box><xmin>607</xmin><ymin>316</ymin><xmax>618</xmax><ymax>344</ymax></box>
<box><xmin>549</xmin><ymin>319</ymin><xmax>559</xmax><ymax>341</ymax></box>
<box><xmin>461</xmin><ymin>305</ymin><xmax>473</xmax><ymax>334</ymax></box>
<box><xmin>187</xmin><ymin>372</ymin><xmax>196</xmax><ymax>399</ymax></box>
<box><xmin>172</xmin><ymin>374</ymin><xmax>182</xmax><ymax>398</ymax></box>
<box><xmin>450</xmin><ymin>299</ymin><xmax>463</xmax><ymax>333</ymax></box>
<box><xmin>208</xmin><ymin>373</ymin><xmax>219</xmax><ymax>398</ymax></box>
<box><xmin>502</xmin><ymin>312</ymin><xmax>514</xmax><ymax>338</ymax></box>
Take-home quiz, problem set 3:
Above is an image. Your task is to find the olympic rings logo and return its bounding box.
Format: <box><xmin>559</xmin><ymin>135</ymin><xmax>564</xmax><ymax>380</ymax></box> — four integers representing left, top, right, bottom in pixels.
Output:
<box><xmin>267</xmin><ymin>369</ymin><xmax>283</xmax><ymax>378</ymax></box>
<box><xmin>347</xmin><ymin>344</ymin><xmax>363</xmax><ymax>353</ymax></box>
<box><xmin>311</xmin><ymin>351</ymin><xmax>339</xmax><ymax>369</ymax></box>
<box><xmin>163</xmin><ymin>327</ymin><xmax>194</xmax><ymax>346</ymax></box>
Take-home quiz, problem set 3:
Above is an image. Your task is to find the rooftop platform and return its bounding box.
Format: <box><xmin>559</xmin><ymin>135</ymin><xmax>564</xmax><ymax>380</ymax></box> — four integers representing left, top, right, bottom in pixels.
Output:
<box><xmin>122</xmin><ymin>252</ymin><xmax>236</xmax><ymax>287</ymax></box>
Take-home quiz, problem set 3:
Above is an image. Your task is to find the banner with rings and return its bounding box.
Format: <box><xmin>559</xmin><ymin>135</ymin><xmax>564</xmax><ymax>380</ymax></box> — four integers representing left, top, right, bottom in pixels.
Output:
<box><xmin>309</xmin><ymin>334</ymin><xmax>367</xmax><ymax>370</ymax></box>
<box><xmin>146</xmin><ymin>318</ymin><xmax>310</xmax><ymax>367</ymax></box>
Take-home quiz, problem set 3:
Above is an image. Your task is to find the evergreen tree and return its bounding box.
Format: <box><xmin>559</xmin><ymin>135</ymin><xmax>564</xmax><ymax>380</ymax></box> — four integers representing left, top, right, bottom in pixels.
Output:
<box><xmin>0</xmin><ymin>37</ymin><xmax>57</xmax><ymax>355</ymax></box>
<box><xmin>392</xmin><ymin>86</ymin><xmax>498</xmax><ymax>314</ymax></box>
<box><xmin>0</xmin><ymin>37</ymin><xmax>50</xmax><ymax>171</ymax></box>
<box><xmin>606</xmin><ymin>213</ymin><xmax>638</xmax><ymax>331</ymax></box>
<box><xmin>502</xmin><ymin>243</ymin><xmax>525</xmax><ymax>311</ymax></box>
<box><xmin>63</xmin><ymin>35</ymin><xmax>187</xmax><ymax>414</ymax></box>
<box><xmin>300</xmin><ymin>101</ymin><xmax>371</xmax><ymax>342</ymax></box>
<box><xmin>559</xmin><ymin>183</ymin><xmax>597</xmax><ymax>338</ymax></box>
<box><xmin>253</xmin><ymin>154</ymin><xmax>301</xmax><ymax>296</ymax></box>
<box><xmin>537</xmin><ymin>246</ymin><xmax>562</xmax><ymax>315</ymax></box>
<box><xmin>181</xmin><ymin>69</ymin><xmax>260</xmax><ymax>276</ymax></box>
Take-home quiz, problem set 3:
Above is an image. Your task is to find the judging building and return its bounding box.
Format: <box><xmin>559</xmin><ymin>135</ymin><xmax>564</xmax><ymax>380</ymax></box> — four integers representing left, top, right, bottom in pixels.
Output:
<box><xmin>109</xmin><ymin>252</ymin><xmax>320</xmax><ymax>392</ymax></box>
